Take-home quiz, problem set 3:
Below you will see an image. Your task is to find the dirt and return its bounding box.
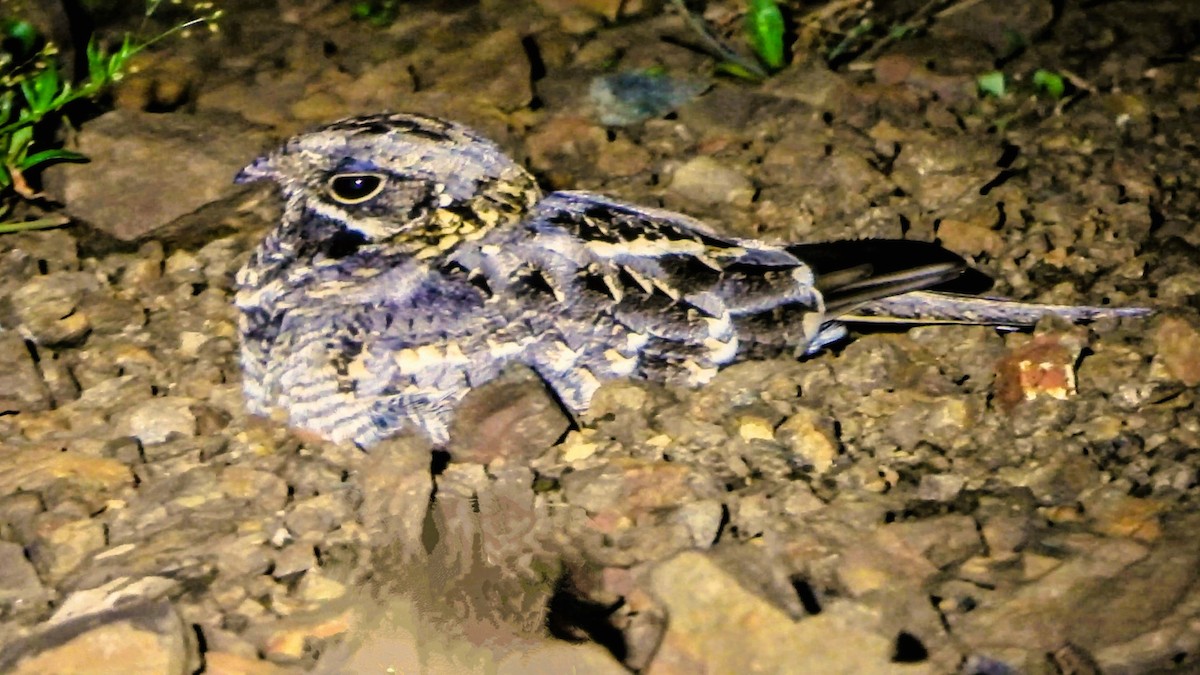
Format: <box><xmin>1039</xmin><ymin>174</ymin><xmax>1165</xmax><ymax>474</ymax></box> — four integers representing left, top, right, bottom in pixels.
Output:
<box><xmin>1</xmin><ymin>0</ymin><xmax>1198</xmax><ymax>672</ymax></box>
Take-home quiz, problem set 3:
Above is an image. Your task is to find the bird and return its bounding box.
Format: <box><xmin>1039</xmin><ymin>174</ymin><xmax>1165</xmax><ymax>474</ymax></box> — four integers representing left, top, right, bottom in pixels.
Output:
<box><xmin>233</xmin><ymin>112</ymin><xmax>1149</xmax><ymax>449</ymax></box>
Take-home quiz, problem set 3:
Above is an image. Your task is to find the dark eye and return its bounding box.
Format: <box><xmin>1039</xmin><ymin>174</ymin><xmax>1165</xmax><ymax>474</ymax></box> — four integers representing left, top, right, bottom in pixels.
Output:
<box><xmin>327</xmin><ymin>173</ymin><xmax>386</xmax><ymax>204</ymax></box>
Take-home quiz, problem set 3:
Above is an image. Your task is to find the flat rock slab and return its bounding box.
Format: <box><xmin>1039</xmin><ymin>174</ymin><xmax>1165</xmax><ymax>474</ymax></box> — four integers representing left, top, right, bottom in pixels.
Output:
<box><xmin>44</xmin><ymin>110</ymin><xmax>270</xmax><ymax>241</ymax></box>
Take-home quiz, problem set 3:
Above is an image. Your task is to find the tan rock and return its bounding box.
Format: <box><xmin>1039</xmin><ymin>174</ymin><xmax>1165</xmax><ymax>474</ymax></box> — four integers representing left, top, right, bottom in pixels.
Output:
<box><xmin>937</xmin><ymin>215</ymin><xmax>1005</xmax><ymax>257</ymax></box>
<box><xmin>260</xmin><ymin>608</ymin><xmax>356</xmax><ymax>663</ymax></box>
<box><xmin>0</xmin><ymin>448</ymin><xmax>134</xmax><ymax>510</ymax></box>
<box><xmin>1151</xmin><ymin>317</ymin><xmax>1200</xmax><ymax>386</ymax></box>
<box><xmin>646</xmin><ymin>552</ymin><xmax>931</xmax><ymax>674</ymax></box>
<box><xmin>31</xmin><ymin>517</ymin><xmax>106</xmax><ymax>582</ymax></box>
<box><xmin>10</xmin><ymin>601</ymin><xmax>195</xmax><ymax>675</ymax></box>
<box><xmin>776</xmin><ymin>407</ymin><xmax>839</xmax><ymax>474</ymax></box>
<box><xmin>668</xmin><ymin>156</ymin><xmax>755</xmax><ymax>207</ymax></box>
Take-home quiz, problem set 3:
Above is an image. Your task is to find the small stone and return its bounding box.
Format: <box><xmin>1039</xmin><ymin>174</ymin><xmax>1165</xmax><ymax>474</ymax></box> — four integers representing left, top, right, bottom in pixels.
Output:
<box><xmin>213</xmin><ymin>535</ymin><xmax>273</xmax><ymax>578</ymax></box>
<box><xmin>917</xmin><ymin>474</ymin><xmax>967</xmax><ymax>502</ymax></box>
<box><xmin>589</xmin><ymin>71</ymin><xmax>706</xmax><ymax>127</ymax></box>
<box><xmin>11</xmin><ymin>272</ymin><xmax>97</xmax><ymax>345</ymax></box>
<box><xmin>668</xmin><ymin>500</ymin><xmax>724</xmax><ymax>548</ymax></box>
<box><xmin>736</xmin><ymin>415</ymin><xmax>776</xmax><ymax>443</ymax></box>
<box><xmin>448</xmin><ymin>365</ymin><xmax>571</xmax><ymax>464</ymax></box>
<box><xmin>980</xmin><ymin>516</ymin><xmax>1030</xmax><ymax>556</ymax></box>
<box><xmin>776</xmin><ymin>407</ymin><xmax>839</xmax><ymax>474</ymax></box>
<box><xmin>561</xmin><ymin>460</ymin><xmax>716</xmax><ymax>516</ymax></box>
<box><xmin>271</xmin><ymin>545</ymin><xmax>316</xmax><ymax>580</ymax></box>
<box><xmin>29</xmin><ymin>517</ymin><xmax>107</xmax><ymax>583</ymax></box>
<box><xmin>668</xmin><ymin>157</ymin><xmax>755</xmax><ymax>207</ymax></box>
<box><xmin>163</xmin><ymin>249</ymin><xmax>203</xmax><ymax>280</ymax></box>
<box><xmin>0</xmin><ymin>541</ymin><xmax>50</xmax><ymax>618</ymax></box>
<box><xmin>994</xmin><ymin>335</ymin><xmax>1081</xmax><ymax>410</ymax></box>
<box><xmin>284</xmin><ymin>493</ymin><xmax>353</xmax><ymax>537</ymax></box>
<box><xmin>113</xmin><ymin>398</ymin><xmax>198</xmax><ymax>445</ymax></box>
<box><xmin>219</xmin><ymin>467</ymin><xmax>290</xmax><ymax>512</ymax></box>
<box><xmin>524</xmin><ymin>115</ymin><xmax>606</xmax><ymax>185</ymax></box>
<box><xmin>259</xmin><ymin>608</ymin><xmax>355</xmax><ymax>663</ymax></box>
<box><xmin>1150</xmin><ymin>317</ymin><xmax>1200</xmax><ymax>386</ymax></box>
<box><xmin>355</xmin><ymin>432</ymin><xmax>436</xmax><ymax>550</ymax></box>
<box><xmin>295</xmin><ymin>569</ymin><xmax>346</xmax><ymax>604</ymax></box>
<box><xmin>886</xmin><ymin>515</ymin><xmax>983</xmax><ymax>569</ymax></box>
<box><xmin>1081</xmin><ymin>487</ymin><xmax>1165</xmax><ymax>543</ymax></box>
<box><xmin>937</xmin><ymin>216</ymin><xmax>1005</xmax><ymax>257</ymax></box>
<box><xmin>0</xmin><ymin>331</ymin><xmax>51</xmax><ymax>413</ymax></box>
<box><xmin>558</xmin><ymin>432</ymin><xmax>601</xmax><ymax>463</ymax></box>
<box><xmin>0</xmin><ymin>448</ymin><xmax>134</xmax><ymax>512</ymax></box>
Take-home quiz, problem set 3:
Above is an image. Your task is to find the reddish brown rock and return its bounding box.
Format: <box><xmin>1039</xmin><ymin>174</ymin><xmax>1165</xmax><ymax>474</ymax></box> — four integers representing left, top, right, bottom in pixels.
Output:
<box><xmin>994</xmin><ymin>336</ymin><xmax>1081</xmax><ymax>410</ymax></box>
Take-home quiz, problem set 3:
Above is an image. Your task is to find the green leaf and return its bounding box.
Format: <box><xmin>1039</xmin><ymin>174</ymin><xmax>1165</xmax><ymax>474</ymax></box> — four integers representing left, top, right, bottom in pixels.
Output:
<box><xmin>977</xmin><ymin>70</ymin><xmax>1006</xmax><ymax>98</ymax></box>
<box><xmin>9</xmin><ymin>126</ymin><xmax>33</xmax><ymax>161</ymax></box>
<box><xmin>2</xmin><ymin>20</ymin><xmax>38</xmax><ymax>57</ymax></box>
<box><xmin>1033</xmin><ymin>68</ymin><xmax>1065</xmax><ymax>99</ymax></box>
<box><xmin>86</xmin><ymin>37</ymin><xmax>107</xmax><ymax>84</ymax></box>
<box><xmin>716</xmin><ymin>60</ymin><xmax>766</xmax><ymax>83</ymax></box>
<box><xmin>0</xmin><ymin>90</ymin><xmax>13</xmax><ymax>126</ymax></box>
<box><xmin>745</xmin><ymin>0</ymin><xmax>786</xmax><ymax>71</ymax></box>
<box><xmin>19</xmin><ymin>148</ymin><xmax>86</xmax><ymax>170</ymax></box>
<box><xmin>23</xmin><ymin>65</ymin><xmax>62</xmax><ymax>113</ymax></box>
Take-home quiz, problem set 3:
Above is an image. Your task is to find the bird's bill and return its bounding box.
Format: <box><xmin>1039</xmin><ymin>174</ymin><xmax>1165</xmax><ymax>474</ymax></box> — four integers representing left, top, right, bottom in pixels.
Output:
<box><xmin>235</xmin><ymin>155</ymin><xmax>280</xmax><ymax>183</ymax></box>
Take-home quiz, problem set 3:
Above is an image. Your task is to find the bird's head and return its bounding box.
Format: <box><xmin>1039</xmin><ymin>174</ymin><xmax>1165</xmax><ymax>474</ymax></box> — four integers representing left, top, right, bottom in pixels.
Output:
<box><xmin>237</xmin><ymin>113</ymin><xmax>541</xmax><ymax>262</ymax></box>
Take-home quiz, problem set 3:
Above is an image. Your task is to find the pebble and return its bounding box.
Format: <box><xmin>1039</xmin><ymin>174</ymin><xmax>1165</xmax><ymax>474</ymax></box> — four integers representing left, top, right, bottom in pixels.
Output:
<box><xmin>667</xmin><ymin>156</ymin><xmax>755</xmax><ymax>207</ymax></box>
<box><xmin>113</xmin><ymin>398</ymin><xmax>198</xmax><ymax>445</ymax></box>
<box><xmin>448</xmin><ymin>365</ymin><xmax>571</xmax><ymax>464</ymax></box>
<box><xmin>0</xmin><ymin>541</ymin><xmax>51</xmax><ymax>619</ymax></box>
<box><xmin>775</xmin><ymin>407</ymin><xmax>839</xmax><ymax>474</ymax></box>
<box><xmin>1151</xmin><ymin>317</ymin><xmax>1200</xmax><ymax>386</ymax></box>
<box><xmin>0</xmin><ymin>331</ymin><xmax>51</xmax><ymax>412</ymax></box>
<box><xmin>994</xmin><ymin>335</ymin><xmax>1082</xmax><ymax>410</ymax></box>
<box><xmin>916</xmin><ymin>474</ymin><xmax>967</xmax><ymax>502</ymax></box>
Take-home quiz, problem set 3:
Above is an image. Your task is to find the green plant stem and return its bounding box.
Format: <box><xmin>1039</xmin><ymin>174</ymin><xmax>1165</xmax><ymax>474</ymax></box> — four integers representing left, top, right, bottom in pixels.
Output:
<box><xmin>0</xmin><ymin>214</ymin><xmax>69</xmax><ymax>233</ymax></box>
<box><xmin>671</xmin><ymin>0</ymin><xmax>769</xmax><ymax>81</ymax></box>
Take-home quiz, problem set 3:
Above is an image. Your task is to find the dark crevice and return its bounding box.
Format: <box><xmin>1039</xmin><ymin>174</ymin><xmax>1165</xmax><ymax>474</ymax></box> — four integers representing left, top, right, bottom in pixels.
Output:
<box><xmin>892</xmin><ymin>631</ymin><xmax>928</xmax><ymax>663</ymax></box>
<box><xmin>789</xmin><ymin>576</ymin><xmax>823</xmax><ymax>615</ymax></box>
<box><xmin>545</xmin><ymin>576</ymin><xmax>628</xmax><ymax>662</ymax></box>
<box><xmin>979</xmin><ymin>169</ymin><xmax>1021</xmax><ymax>195</ymax></box>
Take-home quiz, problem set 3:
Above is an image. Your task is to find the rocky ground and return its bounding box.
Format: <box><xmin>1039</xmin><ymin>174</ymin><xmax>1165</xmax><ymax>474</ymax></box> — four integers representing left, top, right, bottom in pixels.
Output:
<box><xmin>1</xmin><ymin>0</ymin><xmax>1199</xmax><ymax>672</ymax></box>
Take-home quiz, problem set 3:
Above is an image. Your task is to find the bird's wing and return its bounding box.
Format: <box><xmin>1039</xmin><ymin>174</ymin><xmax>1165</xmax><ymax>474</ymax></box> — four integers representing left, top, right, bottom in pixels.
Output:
<box><xmin>527</xmin><ymin>191</ymin><xmax>822</xmax><ymax>311</ymax></box>
<box><xmin>447</xmin><ymin>190</ymin><xmax>836</xmax><ymax>380</ymax></box>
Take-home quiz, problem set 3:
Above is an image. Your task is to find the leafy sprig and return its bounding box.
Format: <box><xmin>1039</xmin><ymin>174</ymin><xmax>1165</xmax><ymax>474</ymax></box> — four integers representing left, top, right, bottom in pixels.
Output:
<box><xmin>0</xmin><ymin>3</ymin><xmax>221</xmax><ymax>233</ymax></box>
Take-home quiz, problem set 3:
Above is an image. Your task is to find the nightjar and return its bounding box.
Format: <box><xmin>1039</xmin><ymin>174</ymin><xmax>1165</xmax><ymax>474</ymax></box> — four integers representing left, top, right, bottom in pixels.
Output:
<box><xmin>234</xmin><ymin>113</ymin><xmax>1148</xmax><ymax>448</ymax></box>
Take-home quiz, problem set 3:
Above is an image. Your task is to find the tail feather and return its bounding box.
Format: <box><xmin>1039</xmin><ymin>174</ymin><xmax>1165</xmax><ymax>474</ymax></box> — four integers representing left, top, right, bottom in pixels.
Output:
<box><xmin>788</xmin><ymin>239</ymin><xmax>992</xmax><ymax>314</ymax></box>
<box><xmin>842</xmin><ymin>290</ymin><xmax>1152</xmax><ymax>326</ymax></box>
<box><xmin>786</xmin><ymin>238</ymin><xmax>1151</xmax><ymax>328</ymax></box>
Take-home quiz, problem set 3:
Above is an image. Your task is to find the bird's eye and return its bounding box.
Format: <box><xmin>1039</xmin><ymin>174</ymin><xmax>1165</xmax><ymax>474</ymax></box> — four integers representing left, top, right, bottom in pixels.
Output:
<box><xmin>327</xmin><ymin>173</ymin><xmax>386</xmax><ymax>204</ymax></box>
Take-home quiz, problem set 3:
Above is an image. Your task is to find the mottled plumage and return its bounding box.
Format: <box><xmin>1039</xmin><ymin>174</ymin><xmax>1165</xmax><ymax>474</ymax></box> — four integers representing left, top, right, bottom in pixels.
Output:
<box><xmin>234</xmin><ymin>113</ymin><xmax>1148</xmax><ymax>448</ymax></box>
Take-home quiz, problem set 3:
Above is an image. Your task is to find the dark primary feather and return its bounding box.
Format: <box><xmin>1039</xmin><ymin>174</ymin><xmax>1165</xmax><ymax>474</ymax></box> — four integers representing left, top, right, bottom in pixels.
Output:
<box><xmin>234</xmin><ymin>112</ymin><xmax>1151</xmax><ymax>448</ymax></box>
